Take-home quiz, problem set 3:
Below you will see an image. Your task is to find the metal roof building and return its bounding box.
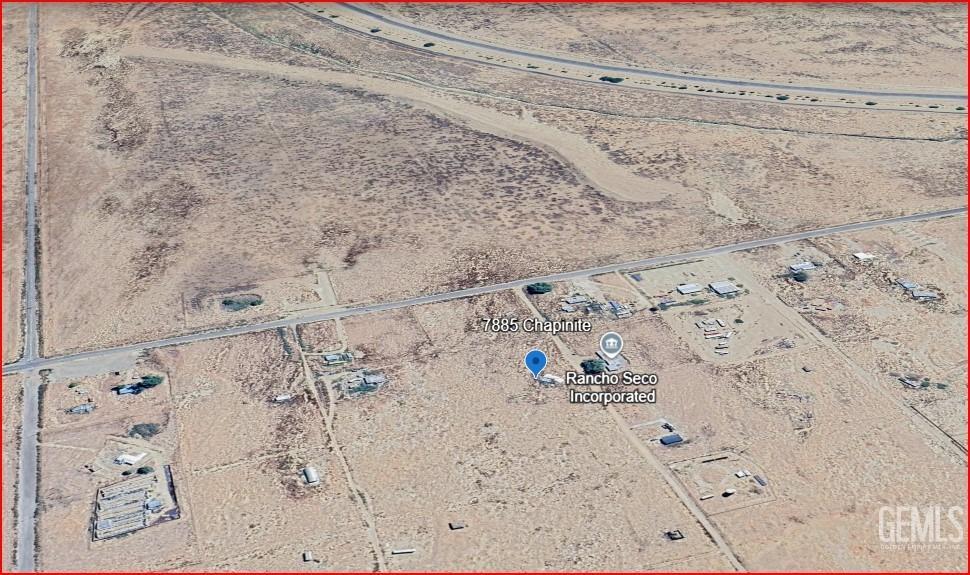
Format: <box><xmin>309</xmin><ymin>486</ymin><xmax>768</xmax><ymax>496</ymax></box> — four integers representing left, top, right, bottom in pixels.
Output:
<box><xmin>709</xmin><ymin>281</ymin><xmax>740</xmax><ymax>295</ymax></box>
<box><xmin>677</xmin><ymin>283</ymin><xmax>702</xmax><ymax>295</ymax></box>
<box><xmin>897</xmin><ymin>279</ymin><xmax>919</xmax><ymax>290</ymax></box>
<box><xmin>302</xmin><ymin>466</ymin><xmax>320</xmax><ymax>486</ymax></box>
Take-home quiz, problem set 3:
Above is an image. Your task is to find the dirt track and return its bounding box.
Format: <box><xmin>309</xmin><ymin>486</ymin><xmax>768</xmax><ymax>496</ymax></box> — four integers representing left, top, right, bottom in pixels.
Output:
<box><xmin>121</xmin><ymin>45</ymin><xmax>683</xmax><ymax>204</ymax></box>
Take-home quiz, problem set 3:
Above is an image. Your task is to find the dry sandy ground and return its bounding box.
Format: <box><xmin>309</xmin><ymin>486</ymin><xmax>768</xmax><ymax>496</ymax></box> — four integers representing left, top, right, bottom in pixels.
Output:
<box><xmin>35</xmin><ymin>331</ymin><xmax>374</xmax><ymax>572</ymax></box>
<box><xmin>2</xmin><ymin>4</ymin><xmax>27</xmax><ymax>364</ymax></box>
<box><xmin>547</xmin><ymin>262</ymin><xmax>966</xmax><ymax>570</ymax></box>
<box><xmin>26</xmin><ymin>262</ymin><xmax>968</xmax><ymax>571</ymax></box>
<box><xmin>32</xmin><ymin>295</ymin><xmax>735</xmax><ymax>572</ymax></box>
<box><xmin>735</xmin><ymin>216</ymin><xmax>968</xmax><ymax>447</ymax></box>
<box><xmin>328</xmin><ymin>292</ymin><xmax>725</xmax><ymax>571</ymax></box>
<box><xmin>374</xmin><ymin>3</ymin><xmax>968</xmax><ymax>91</ymax></box>
<box><xmin>32</xmin><ymin>3</ymin><xmax>967</xmax><ymax>357</ymax></box>
<box><xmin>1</xmin><ymin>374</ymin><xmax>23</xmax><ymax>571</ymax></box>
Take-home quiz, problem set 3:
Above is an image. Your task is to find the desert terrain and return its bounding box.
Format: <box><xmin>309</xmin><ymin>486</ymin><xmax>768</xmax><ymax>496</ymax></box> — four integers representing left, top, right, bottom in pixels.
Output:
<box><xmin>32</xmin><ymin>295</ymin><xmax>735</xmax><ymax>571</ymax></box>
<box><xmin>2</xmin><ymin>3</ymin><xmax>27</xmax><ymax>364</ymax></box>
<box><xmin>34</xmin><ymin>331</ymin><xmax>373</xmax><ymax>572</ymax></box>
<box><xmin>2</xmin><ymin>3</ymin><xmax>966</xmax><ymax>573</ymax></box>
<box><xmin>30</xmin><ymin>253</ymin><xmax>967</xmax><ymax>570</ymax></box>
<box><xmin>734</xmin><ymin>216</ymin><xmax>969</xmax><ymax>449</ymax></box>
<box><xmin>18</xmin><ymin>3</ymin><xmax>963</xmax><ymax>357</ymax></box>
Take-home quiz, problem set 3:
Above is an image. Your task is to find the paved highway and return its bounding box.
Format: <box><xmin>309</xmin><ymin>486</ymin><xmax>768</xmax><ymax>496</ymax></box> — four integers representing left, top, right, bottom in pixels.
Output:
<box><xmin>4</xmin><ymin>207</ymin><xmax>965</xmax><ymax>377</ymax></box>
<box><xmin>15</xmin><ymin>6</ymin><xmax>40</xmax><ymax>572</ymax></box>
<box><xmin>337</xmin><ymin>3</ymin><xmax>967</xmax><ymax>102</ymax></box>
<box><xmin>22</xmin><ymin>2</ymin><xmax>39</xmax><ymax>364</ymax></box>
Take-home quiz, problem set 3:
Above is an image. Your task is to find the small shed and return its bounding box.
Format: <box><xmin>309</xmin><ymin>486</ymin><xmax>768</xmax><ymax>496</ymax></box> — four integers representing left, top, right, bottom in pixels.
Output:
<box><xmin>897</xmin><ymin>279</ymin><xmax>919</xmax><ymax>290</ymax></box>
<box><xmin>302</xmin><ymin>466</ymin><xmax>321</xmax><ymax>486</ymax></box>
<box><xmin>911</xmin><ymin>289</ymin><xmax>939</xmax><ymax>301</ymax></box>
<box><xmin>659</xmin><ymin>434</ymin><xmax>683</xmax><ymax>446</ymax></box>
<box><xmin>538</xmin><ymin>374</ymin><xmax>564</xmax><ymax>386</ymax></box>
<box><xmin>114</xmin><ymin>452</ymin><xmax>146</xmax><ymax>466</ymax></box>
<box><xmin>363</xmin><ymin>373</ymin><xmax>387</xmax><ymax>386</ymax></box>
<box><xmin>789</xmin><ymin>262</ymin><xmax>816</xmax><ymax>272</ymax></box>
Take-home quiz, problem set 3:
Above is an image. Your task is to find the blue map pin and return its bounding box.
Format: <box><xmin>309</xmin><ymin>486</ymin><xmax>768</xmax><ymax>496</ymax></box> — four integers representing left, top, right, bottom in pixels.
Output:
<box><xmin>524</xmin><ymin>349</ymin><xmax>547</xmax><ymax>379</ymax></box>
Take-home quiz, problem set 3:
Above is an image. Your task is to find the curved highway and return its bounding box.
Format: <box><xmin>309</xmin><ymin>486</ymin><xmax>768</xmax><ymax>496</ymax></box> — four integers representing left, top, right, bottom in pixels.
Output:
<box><xmin>336</xmin><ymin>3</ymin><xmax>967</xmax><ymax>102</ymax></box>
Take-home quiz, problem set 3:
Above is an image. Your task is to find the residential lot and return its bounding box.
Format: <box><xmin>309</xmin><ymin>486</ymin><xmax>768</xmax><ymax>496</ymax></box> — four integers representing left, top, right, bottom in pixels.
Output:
<box><xmin>33</xmin><ymin>332</ymin><xmax>371</xmax><ymax>571</ymax></box>
<box><xmin>735</xmin><ymin>217</ymin><xmax>968</xmax><ymax>448</ymax></box>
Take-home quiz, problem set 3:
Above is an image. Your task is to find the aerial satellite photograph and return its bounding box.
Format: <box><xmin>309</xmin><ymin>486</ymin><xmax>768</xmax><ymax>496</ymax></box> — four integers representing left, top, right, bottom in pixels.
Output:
<box><xmin>0</xmin><ymin>1</ymin><xmax>967</xmax><ymax>572</ymax></box>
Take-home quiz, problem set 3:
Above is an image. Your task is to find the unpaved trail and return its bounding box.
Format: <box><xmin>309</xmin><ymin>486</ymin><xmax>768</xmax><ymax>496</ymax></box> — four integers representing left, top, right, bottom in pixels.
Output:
<box><xmin>120</xmin><ymin>45</ymin><xmax>688</xmax><ymax>204</ymax></box>
<box><xmin>514</xmin><ymin>289</ymin><xmax>746</xmax><ymax>571</ymax></box>
<box><xmin>296</xmin><ymin>334</ymin><xmax>386</xmax><ymax>571</ymax></box>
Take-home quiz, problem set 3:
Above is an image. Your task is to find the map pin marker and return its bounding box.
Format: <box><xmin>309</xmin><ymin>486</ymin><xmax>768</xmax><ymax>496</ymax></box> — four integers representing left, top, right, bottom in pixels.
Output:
<box><xmin>524</xmin><ymin>349</ymin><xmax>547</xmax><ymax>379</ymax></box>
<box><xmin>599</xmin><ymin>331</ymin><xmax>623</xmax><ymax>359</ymax></box>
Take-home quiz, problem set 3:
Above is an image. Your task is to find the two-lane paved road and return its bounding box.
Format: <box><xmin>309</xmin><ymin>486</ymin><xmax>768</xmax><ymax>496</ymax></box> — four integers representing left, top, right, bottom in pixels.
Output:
<box><xmin>15</xmin><ymin>5</ymin><xmax>40</xmax><ymax>572</ymax></box>
<box><xmin>4</xmin><ymin>207</ymin><xmax>965</xmax><ymax>377</ymax></box>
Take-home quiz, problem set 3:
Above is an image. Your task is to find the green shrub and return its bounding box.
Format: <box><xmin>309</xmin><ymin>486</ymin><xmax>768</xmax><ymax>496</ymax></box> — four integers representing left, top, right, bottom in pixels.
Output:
<box><xmin>222</xmin><ymin>294</ymin><xmax>263</xmax><ymax>311</ymax></box>
<box><xmin>136</xmin><ymin>466</ymin><xmax>155</xmax><ymax>475</ymax></box>
<box><xmin>140</xmin><ymin>375</ymin><xmax>164</xmax><ymax>388</ymax></box>
<box><xmin>525</xmin><ymin>282</ymin><xmax>553</xmax><ymax>295</ymax></box>
<box><xmin>599</xmin><ymin>76</ymin><xmax>624</xmax><ymax>84</ymax></box>
<box><xmin>128</xmin><ymin>423</ymin><xmax>162</xmax><ymax>438</ymax></box>
<box><xmin>581</xmin><ymin>359</ymin><xmax>607</xmax><ymax>375</ymax></box>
